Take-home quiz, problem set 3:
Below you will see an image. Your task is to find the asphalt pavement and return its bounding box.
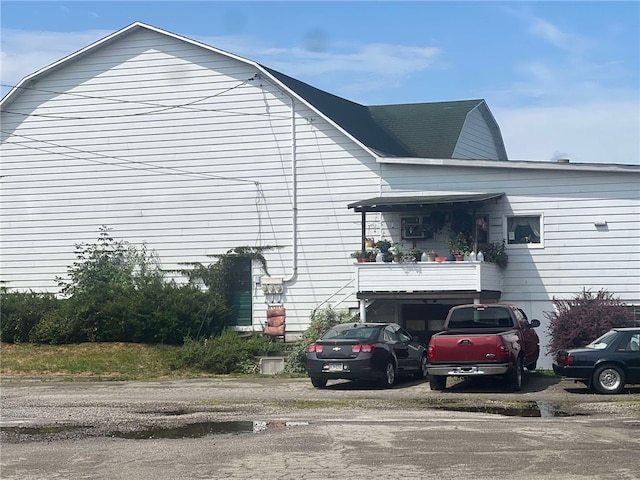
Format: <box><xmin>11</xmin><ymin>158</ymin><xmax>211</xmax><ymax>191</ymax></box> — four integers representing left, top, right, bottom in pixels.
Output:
<box><xmin>1</xmin><ymin>375</ymin><xmax>639</xmax><ymax>480</ymax></box>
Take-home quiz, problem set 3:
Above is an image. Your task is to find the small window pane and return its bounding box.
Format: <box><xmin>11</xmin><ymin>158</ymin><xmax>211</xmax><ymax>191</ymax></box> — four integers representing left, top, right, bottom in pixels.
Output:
<box><xmin>507</xmin><ymin>216</ymin><xmax>541</xmax><ymax>244</ymax></box>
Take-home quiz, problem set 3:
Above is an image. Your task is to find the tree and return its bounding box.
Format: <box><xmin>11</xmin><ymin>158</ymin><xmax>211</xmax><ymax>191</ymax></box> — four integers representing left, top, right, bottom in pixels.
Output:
<box><xmin>545</xmin><ymin>289</ymin><xmax>634</xmax><ymax>354</ymax></box>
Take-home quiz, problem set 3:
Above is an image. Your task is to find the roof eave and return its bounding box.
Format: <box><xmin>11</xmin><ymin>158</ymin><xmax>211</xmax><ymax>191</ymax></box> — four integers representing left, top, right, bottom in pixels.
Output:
<box><xmin>376</xmin><ymin>156</ymin><xmax>640</xmax><ymax>173</ymax></box>
<box><xmin>347</xmin><ymin>193</ymin><xmax>505</xmax><ymax>213</ymax></box>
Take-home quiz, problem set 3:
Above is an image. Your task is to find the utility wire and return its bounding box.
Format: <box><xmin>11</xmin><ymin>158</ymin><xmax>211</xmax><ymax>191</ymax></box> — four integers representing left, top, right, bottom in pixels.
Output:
<box><xmin>2</xmin><ymin>130</ymin><xmax>259</xmax><ymax>185</ymax></box>
<box><xmin>0</xmin><ymin>79</ymin><xmax>291</xmax><ymax>121</ymax></box>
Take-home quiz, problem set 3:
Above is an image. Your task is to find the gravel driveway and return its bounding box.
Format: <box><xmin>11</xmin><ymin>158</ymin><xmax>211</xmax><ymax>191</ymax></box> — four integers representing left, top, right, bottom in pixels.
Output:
<box><xmin>1</xmin><ymin>375</ymin><xmax>639</xmax><ymax>480</ymax></box>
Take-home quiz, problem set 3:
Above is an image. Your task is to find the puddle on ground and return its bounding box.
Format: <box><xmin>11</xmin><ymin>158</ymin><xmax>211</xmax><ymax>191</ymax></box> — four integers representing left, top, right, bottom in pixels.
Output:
<box><xmin>1</xmin><ymin>425</ymin><xmax>88</xmax><ymax>435</ymax></box>
<box><xmin>434</xmin><ymin>401</ymin><xmax>586</xmax><ymax>418</ymax></box>
<box><xmin>111</xmin><ymin>420</ymin><xmax>309</xmax><ymax>440</ymax></box>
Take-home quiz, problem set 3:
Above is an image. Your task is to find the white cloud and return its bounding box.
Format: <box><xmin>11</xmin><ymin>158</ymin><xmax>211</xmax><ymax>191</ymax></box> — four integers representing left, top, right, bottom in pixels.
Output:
<box><xmin>494</xmin><ymin>100</ymin><xmax>640</xmax><ymax>165</ymax></box>
<box><xmin>529</xmin><ymin>17</ymin><xmax>591</xmax><ymax>54</ymax></box>
<box><xmin>1</xmin><ymin>29</ymin><xmax>111</xmax><ymax>92</ymax></box>
<box><xmin>196</xmin><ymin>34</ymin><xmax>442</xmax><ymax>79</ymax></box>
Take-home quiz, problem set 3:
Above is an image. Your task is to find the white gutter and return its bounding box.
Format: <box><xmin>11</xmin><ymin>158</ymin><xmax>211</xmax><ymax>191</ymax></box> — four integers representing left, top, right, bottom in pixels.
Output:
<box><xmin>378</xmin><ymin>156</ymin><xmax>640</xmax><ymax>173</ymax></box>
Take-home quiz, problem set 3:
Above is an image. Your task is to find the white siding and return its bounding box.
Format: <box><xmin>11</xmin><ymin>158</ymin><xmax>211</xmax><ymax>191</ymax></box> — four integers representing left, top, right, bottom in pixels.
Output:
<box><xmin>453</xmin><ymin>107</ymin><xmax>501</xmax><ymax>160</ymax></box>
<box><xmin>2</xmin><ymin>24</ymin><xmax>638</xmax><ymax>366</ymax></box>
<box><xmin>0</xmin><ymin>28</ymin><xmax>381</xmax><ymax>332</ymax></box>
<box><xmin>377</xmin><ymin>162</ymin><xmax>640</xmax><ymax>368</ymax></box>
<box><xmin>378</xmin><ymin>163</ymin><xmax>640</xmax><ymax>301</ymax></box>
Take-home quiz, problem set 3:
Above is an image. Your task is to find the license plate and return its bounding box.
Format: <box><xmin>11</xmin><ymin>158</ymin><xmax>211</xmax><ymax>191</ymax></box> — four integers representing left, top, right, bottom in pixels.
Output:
<box><xmin>454</xmin><ymin>366</ymin><xmax>478</xmax><ymax>374</ymax></box>
<box><xmin>328</xmin><ymin>363</ymin><xmax>343</xmax><ymax>372</ymax></box>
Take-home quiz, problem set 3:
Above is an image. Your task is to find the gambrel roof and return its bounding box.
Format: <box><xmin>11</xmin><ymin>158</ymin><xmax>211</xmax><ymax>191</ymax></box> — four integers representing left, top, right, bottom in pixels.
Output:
<box><xmin>264</xmin><ymin>66</ymin><xmax>506</xmax><ymax>159</ymax></box>
<box><xmin>2</xmin><ymin>22</ymin><xmax>507</xmax><ymax>161</ymax></box>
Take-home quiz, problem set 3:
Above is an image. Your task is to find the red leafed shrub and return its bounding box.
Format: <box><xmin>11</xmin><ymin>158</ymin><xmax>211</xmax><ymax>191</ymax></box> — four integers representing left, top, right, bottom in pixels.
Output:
<box><xmin>545</xmin><ymin>289</ymin><xmax>635</xmax><ymax>355</ymax></box>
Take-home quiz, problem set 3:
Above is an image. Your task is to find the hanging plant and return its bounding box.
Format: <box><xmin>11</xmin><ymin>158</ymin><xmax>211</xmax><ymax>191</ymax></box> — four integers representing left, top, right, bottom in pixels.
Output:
<box><xmin>484</xmin><ymin>240</ymin><xmax>509</xmax><ymax>269</ymax></box>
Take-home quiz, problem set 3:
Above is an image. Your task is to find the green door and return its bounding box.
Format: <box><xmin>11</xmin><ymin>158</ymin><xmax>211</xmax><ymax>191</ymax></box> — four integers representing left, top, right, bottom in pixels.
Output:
<box><xmin>227</xmin><ymin>257</ymin><xmax>252</xmax><ymax>326</ymax></box>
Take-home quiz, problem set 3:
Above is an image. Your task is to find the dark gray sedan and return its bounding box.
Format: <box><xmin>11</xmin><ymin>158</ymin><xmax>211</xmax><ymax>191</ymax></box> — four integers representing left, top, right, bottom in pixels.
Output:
<box><xmin>552</xmin><ymin>327</ymin><xmax>640</xmax><ymax>394</ymax></box>
<box><xmin>306</xmin><ymin>322</ymin><xmax>428</xmax><ymax>388</ymax></box>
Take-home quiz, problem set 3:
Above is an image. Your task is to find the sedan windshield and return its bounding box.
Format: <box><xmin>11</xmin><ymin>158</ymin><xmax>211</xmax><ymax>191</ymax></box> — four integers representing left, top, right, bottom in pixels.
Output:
<box><xmin>585</xmin><ymin>330</ymin><xmax>618</xmax><ymax>350</ymax></box>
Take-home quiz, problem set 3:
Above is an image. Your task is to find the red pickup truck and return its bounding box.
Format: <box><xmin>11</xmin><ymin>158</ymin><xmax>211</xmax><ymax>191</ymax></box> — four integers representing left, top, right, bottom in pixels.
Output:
<box><xmin>426</xmin><ymin>304</ymin><xmax>541</xmax><ymax>391</ymax></box>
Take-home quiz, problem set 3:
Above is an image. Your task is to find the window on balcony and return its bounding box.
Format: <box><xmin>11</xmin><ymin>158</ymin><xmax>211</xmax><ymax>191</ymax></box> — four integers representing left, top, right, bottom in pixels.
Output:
<box><xmin>401</xmin><ymin>216</ymin><xmax>435</xmax><ymax>240</ymax></box>
<box><xmin>507</xmin><ymin>215</ymin><xmax>542</xmax><ymax>245</ymax></box>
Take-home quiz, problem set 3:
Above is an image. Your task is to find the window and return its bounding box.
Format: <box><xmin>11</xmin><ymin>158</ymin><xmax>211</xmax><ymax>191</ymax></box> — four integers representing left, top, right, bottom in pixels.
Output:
<box><xmin>507</xmin><ymin>215</ymin><xmax>542</xmax><ymax>245</ymax></box>
<box><xmin>384</xmin><ymin>326</ymin><xmax>400</xmax><ymax>342</ymax></box>
<box><xmin>401</xmin><ymin>215</ymin><xmax>434</xmax><ymax>240</ymax></box>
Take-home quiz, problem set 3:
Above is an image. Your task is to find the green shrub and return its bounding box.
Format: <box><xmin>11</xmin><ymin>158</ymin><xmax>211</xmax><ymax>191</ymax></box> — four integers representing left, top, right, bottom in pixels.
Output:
<box><xmin>545</xmin><ymin>288</ymin><xmax>635</xmax><ymax>354</ymax></box>
<box><xmin>284</xmin><ymin>306</ymin><xmax>357</xmax><ymax>373</ymax></box>
<box><xmin>27</xmin><ymin>227</ymin><xmax>232</xmax><ymax>345</ymax></box>
<box><xmin>173</xmin><ymin>330</ymin><xmax>284</xmax><ymax>374</ymax></box>
<box><xmin>0</xmin><ymin>289</ymin><xmax>61</xmax><ymax>343</ymax></box>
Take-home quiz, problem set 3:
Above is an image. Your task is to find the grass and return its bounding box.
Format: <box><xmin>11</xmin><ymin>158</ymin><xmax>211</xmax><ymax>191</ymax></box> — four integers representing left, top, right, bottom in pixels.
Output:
<box><xmin>0</xmin><ymin>342</ymin><xmax>196</xmax><ymax>381</ymax></box>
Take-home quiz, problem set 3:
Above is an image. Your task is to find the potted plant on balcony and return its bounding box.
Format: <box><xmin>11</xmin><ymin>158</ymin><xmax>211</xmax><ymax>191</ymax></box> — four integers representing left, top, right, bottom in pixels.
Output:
<box><xmin>423</xmin><ymin>250</ymin><xmax>437</xmax><ymax>262</ymax></box>
<box><xmin>447</xmin><ymin>231</ymin><xmax>470</xmax><ymax>262</ymax></box>
<box><xmin>375</xmin><ymin>239</ymin><xmax>392</xmax><ymax>253</ymax></box>
<box><xmin>351</xmin><ymin>250</ymin><xmax>374</xmax><ymax>262</ymax></box>
<box><xmin>483</xmin><ymin>239</ymin><xmax>509</xmax><ymax>269</ymax></box>
<box><xmin>409</xmin><ymin>247</ymin><xmax>423</xmax><ymax>262</ymax></box>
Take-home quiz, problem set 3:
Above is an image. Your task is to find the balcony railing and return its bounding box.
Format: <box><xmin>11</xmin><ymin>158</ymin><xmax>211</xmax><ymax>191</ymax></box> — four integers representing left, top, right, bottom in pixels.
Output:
<box><xmin>354</xmin><ymin>261</ymin><xmax>502</xmax><ymax>295</ymax></box>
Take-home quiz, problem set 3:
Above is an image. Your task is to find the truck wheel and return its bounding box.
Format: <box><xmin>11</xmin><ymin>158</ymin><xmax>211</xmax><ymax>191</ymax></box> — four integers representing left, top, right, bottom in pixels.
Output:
<box><xmin>592</xmin><ymin>364</ymin><xmax>625</xmax><ymax>394</ymax></box>
<box><xmin>507</xmin><ymin>356</ymin><xmax>524</xmax><ymax>391</ymax></box>
<box><xmin>310</xmin><ymin>377</ymin><xmax>327</xmax><ymax>388</ymax></box>
<box><xmin>379</xmin><ymin>361</ymin><xmax>396</xmax><ymax>388</ymax></box>
<box><xmin>414</xmin><ymin>355</ymin><xmax>428</xmax><ymax>380</ymax></box>
<box><xmin>429</xmin><ymin>375</ymin><xmax>447</xmax><ymax>390</ymax></box>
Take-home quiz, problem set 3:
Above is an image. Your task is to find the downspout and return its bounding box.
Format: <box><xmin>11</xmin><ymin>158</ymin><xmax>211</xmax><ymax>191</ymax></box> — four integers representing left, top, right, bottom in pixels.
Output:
<box><xmin>359</xmin><ymin>209</ymin><xmax>367</xmax><ymax>322</ymax></box>
<box><xmin>283</xmin><ymin>94</ymin><xmax>298</xmax><ymax>283</ymax></box>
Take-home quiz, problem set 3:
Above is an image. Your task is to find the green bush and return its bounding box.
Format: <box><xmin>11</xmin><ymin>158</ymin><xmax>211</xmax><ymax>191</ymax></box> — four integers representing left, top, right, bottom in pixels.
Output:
<box><xmin>173</xmin><ymin>330</ymin><xmax>283</xmax><ymax>374</ymax></box>
<box><xmin>25</xmin><ymin>226</ymin><xmax>232</xmax><ymax>345</ymax></box>
<box><xmin>284</xmin><ymin>306</ymin><xmax>357</xmax><ymax>373</ymax></box>
<box><xmin>0</xmin><ymin>289</ymin><xmax>61</xmax><ymax>343</ymax></box>
<box><xmin>545</xmin><ymin>288</ymin><xmax>635</xmax><ymax>354</ymax></box>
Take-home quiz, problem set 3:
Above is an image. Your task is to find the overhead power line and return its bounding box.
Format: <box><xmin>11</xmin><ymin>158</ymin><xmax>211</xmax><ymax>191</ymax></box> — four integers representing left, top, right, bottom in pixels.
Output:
<box><xmin>0</xmin><ymin>77</ymin><xmax>290</xmax><ymax>121</ymax></box>
<box><xmin>1</xmin><ymin>130</ymin><xmax>260</xmax><ymax>185</ymax></box>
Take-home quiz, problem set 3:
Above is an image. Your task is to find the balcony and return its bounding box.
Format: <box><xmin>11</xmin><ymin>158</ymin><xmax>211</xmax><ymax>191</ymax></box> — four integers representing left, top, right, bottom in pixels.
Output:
<box><xmin>354</xmin><ymin>261</ymin><xmax>503</xmax><ymax>301</ymax></box>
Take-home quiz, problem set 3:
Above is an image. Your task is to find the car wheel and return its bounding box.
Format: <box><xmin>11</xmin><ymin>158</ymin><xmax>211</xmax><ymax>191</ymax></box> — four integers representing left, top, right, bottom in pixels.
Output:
<box><xmin>429</xmin><ymin>375</ymin><xmax>446</xmax><ymax>390</ymax></box>
<box><xmin>379</xmin><ymin>361</ymin><xmax>396</xmax><ymax>388</ymax></box>
<box><xmin>592</xmin><ymin>364</ymin><xmax>625</xmax><ymax>394</ymax></box>
<box><xmin>310</xmin><ymin>377</ymin><xmax>327</xmax><ymax>388</ymax></box>
<box><xmin>414</xmin><ymin>355</ymin><xmax>428</xmax><ymax>379</ymax></box>
<box><xmin>507</xmin><ymin>356</ymin><xmax>524</xmax><ymax>391</ymax></box>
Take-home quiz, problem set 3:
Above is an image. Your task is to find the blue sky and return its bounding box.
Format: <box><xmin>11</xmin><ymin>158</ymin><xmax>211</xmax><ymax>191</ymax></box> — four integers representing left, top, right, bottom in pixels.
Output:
<box><xmin>1</xmin><ymin>1</ymin><xmax>638</xmax><ymax>164</ymax></box>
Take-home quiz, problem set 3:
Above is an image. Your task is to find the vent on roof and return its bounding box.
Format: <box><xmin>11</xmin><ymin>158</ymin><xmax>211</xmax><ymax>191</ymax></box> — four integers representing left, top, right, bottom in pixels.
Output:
<box><xmin>556</xmin><ymin>158</ymin><xmax>570</xmax><ymax>163</ymax></box>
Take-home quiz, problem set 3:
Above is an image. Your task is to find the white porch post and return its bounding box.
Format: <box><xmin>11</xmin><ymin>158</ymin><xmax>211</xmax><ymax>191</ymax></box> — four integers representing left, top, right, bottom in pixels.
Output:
<box><xmin>359</xmin><ymin>299</ymin><xmax>367</xmax><ymax>322</ymax></box>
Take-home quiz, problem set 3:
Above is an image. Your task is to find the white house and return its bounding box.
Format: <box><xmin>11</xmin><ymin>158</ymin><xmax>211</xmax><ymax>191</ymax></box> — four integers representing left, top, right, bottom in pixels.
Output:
<box><xmin>2</xmin><ymin>22</ymin><xmax>638</xmax><ymax>368</ymax></box>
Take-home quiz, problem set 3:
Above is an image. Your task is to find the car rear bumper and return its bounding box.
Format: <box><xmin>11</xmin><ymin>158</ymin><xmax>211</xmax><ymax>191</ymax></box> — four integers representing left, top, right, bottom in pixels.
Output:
<box><xmin>426</xmin><ymin>363</ymin><xmax>510</xmax><ymax>376</ymax></box>
<box><xmin>552</xmin><ymin>363</ymin><xmax>592</xmax><ymax>380</ymax></box>
<box><xmin>306</xmin><ymin>358</ymin><xmax>384</xmax><ymax>381</ymax></box>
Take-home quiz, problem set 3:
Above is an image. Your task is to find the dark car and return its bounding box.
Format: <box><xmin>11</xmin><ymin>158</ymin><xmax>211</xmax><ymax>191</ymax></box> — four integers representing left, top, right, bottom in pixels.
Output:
<box><xmin>552</xmin><ymin>327</ymin><xmax>640</xmax><ymax>394</ymax></box>
<box><xmin>306</xmin><ymin>322</ymin><xmax>428</xmax><ymax>388</ymax></box>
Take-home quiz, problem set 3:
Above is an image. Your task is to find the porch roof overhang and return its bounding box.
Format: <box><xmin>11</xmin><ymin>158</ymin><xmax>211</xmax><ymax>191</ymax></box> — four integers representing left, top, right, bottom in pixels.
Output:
<box><xmin>356</xmin><ymin>290</ymin><xmax>502</xmax><ymax>302</ymax></box>
<box><xmin>347</xmin><ymin>193</ymin><xmax>504</xmax><ymax>213</ymax></box>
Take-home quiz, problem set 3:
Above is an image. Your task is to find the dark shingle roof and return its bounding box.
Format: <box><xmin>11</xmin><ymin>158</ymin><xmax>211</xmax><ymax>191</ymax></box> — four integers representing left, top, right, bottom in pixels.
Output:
<box><xmin>262</xmin><ymin>66</ymin><xmax>411</xmax><ymax>156</ymax></box>
<box><xmin>368</xmin><ymin>100</ymin><xmax>483</xmax><ymax>158</ymax></box>
<box><xmin>262</xmin><ymin>65</ymin><xmax>483</xmax><ymax>158</ymax></box>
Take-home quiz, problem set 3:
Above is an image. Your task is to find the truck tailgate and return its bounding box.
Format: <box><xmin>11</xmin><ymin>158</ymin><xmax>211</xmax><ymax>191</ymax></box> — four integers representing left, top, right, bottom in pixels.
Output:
<box><xmin>430</xmin><ymin>332</ymin><xmax>503</xmax><ymax>363</ymax></box>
